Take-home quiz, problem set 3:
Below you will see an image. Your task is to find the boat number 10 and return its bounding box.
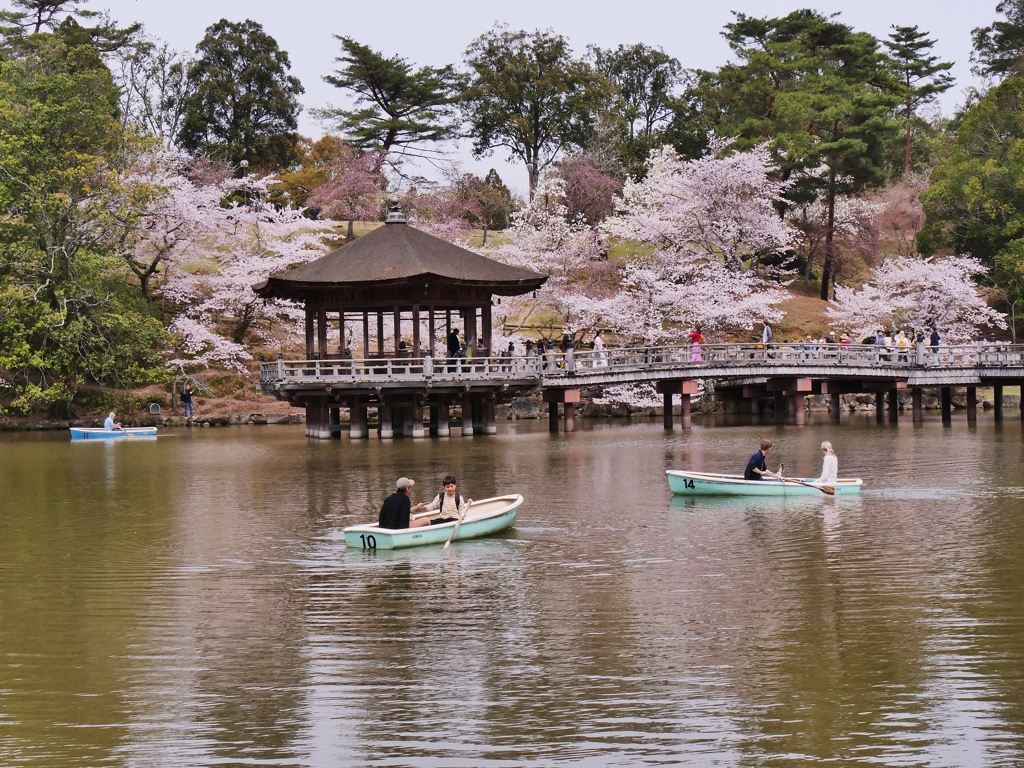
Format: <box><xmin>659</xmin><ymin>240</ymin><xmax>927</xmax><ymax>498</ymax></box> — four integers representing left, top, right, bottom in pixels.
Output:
<box><xmin>681</xmin><ymin>478</ymin><xmax>695</xmax><ymax>489</ymax></box>
<box><xmin>359</xmin><ymin>534</ymin><xmax>377</xmax><ymax>549</ymax></box>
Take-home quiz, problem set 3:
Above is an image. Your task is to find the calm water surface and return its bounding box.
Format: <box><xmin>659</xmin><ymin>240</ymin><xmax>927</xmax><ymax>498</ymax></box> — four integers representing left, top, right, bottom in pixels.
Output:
<box><xmin>2</xmin><ymin>414</ymin><xmax>1024</xmax><ymax>767</ymax></box>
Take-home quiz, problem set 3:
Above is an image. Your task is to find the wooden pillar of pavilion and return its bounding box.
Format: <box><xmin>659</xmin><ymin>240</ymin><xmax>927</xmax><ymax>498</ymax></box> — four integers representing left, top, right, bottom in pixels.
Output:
<box><xmin>428</xmin><ymin>309</ymin><xmax>436</xmax><ymax>357</ymax></box>
<box><xmin>548</xmin><ymin>402</ymin><xmax>559</xmax><ymax>434</ymax></box>
<box><xmin>912</xmin><ymin>387</ymin><xmax>923</xmax><ymax>423</ymax></box>
<box><xmin>317</xmin><ymin>306</ymin><xmax>328</xmax><ymax>360</ymax></box>
<box><xmin>393</xmin><ymin>307</ymin><xmax>401</xmax><ymax>353</ymax></box>
<box><xmin>377</xmin><ymin>312</ymin><xmax>384</xmax><ymax>356</ymax></box>
<box><xmin>663</xmin><ymin>391</ymin><xmax>674</xmax><ymax>430</ymax></box>
<box><xmin>967</xmin><ymin>386</ymin><xmax>978</xmax><ymax>423</ymax></box>
<box><xmin>349</xmin><ymin>397</ymin><xmax>364</xmax><ymax>439</ymax></box>
<box><xmin>466</xmin><ymin>308</ymin><xmax>477</xmax><ymax>355</ymax></box>
<box><xmin>994</xmin><ymin>384</ymin><xmax>1004</xmax><ymax>421</ymax></box>
<box><xmin>941</xmin><ymin>387</ymin><xmax>952</xmax><ymax>423</ymax></box>
<box><xmin>412</xmin><ymin>304</ymin><xmax>421</xmax><ymax>358</ymax></box>
<box><xmin>412</xmin><ymin>396</ymin><xmax>425</xmax><ymax>439</ymax></box>
<box><xmin>830</xmin><ymin>394</ymin><xmax>842</xmax><ymax>421</ymax></box>
<box><xmin>380</xmin><ymin>398</ymin><xmax>394</xmax><ymax>440</ymax></box>
<box><xmin>305</xmin><ymin>307</ymin><xmax>315</xmax><ymax>359</ymax></box>
<box><xmin>887</xmin><ymin>389</ymin><xmax>899</xmax><ymax>423</ymax></box>
<box><xmin>482</xmin><ymin>303</ymin><xmax>492</xmax><ymax>357</ymax></box>
<box><xmin>485</xmin><ymin>396</ymin><xmax>497</xmax><ymax>435</ymax></box>
<box><xmin>875</xmin><ymin>394</ymin><xmax>885</xmax><ymax>423</ymax></box>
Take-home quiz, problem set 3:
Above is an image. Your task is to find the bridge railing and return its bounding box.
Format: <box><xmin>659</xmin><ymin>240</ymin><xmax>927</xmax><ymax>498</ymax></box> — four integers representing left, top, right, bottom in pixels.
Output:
<box><xmin>260</xmin><ymin>342</ymin><xmax>1024</xmax><ymax>386</ymax></box>
<box><xmin>260</xmin><ymin>355</ymin><xmax>543</xmax><ymax>385</ymax></box>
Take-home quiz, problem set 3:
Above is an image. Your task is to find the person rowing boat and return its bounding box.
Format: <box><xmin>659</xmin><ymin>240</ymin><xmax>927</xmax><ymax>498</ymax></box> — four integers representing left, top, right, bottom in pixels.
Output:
<box><xmin>744</xmin><ymin>439</ymin><xmax>780</xmax><ymax>481</ymax></box>
<box><xmin>103</xmin><ymin>412</ymin><xmax>122</xmax><ymax>431</ymax></box>
<box><xmin>413</xmin><ymin>475</ymin><xmax>473</xmax><ymax>525</ymax></box>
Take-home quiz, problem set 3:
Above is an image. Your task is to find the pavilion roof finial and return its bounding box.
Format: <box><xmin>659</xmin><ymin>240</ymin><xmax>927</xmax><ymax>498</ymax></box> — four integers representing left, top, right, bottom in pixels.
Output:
<box><xmin>384</xmin><ymin>194</ymin><xmax>406</xmax><ymax>224</ymax></box>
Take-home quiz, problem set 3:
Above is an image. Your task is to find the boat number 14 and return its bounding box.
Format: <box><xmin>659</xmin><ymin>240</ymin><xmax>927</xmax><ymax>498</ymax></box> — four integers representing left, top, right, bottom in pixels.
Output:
<box><xmin>359</xmin><ymin>534</ymin><xmax>377</xmax><ymax>549</ymax></box>
<box><xmin>682</xmin><ymin>478</ymin><xmax>695</xmax><ymax>489</ymax></box>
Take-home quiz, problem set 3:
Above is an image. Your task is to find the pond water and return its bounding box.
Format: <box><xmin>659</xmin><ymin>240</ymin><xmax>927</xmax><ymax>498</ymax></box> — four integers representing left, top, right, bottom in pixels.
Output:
<box><xmin>2</xmin><ymin>414</ymin><xmax>1024</xmax><ymax>767</ymax></box>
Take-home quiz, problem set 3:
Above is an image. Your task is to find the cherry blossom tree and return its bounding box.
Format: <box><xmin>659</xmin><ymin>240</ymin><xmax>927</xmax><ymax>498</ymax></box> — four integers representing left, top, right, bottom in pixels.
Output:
<box><xmin>305</xmin><ymin>144</ymin><xmax>384</xmax><ymax>239</ymax></box>
<box><xmin>601</xmin><ymin>139</ymin><xmax>793</xmax><ymax>339</ymax></box>
<box><xmin>484</xmin><ymin>174</ymin><xmax>613</xmax><ymax>342</ymax></box>
<box><xmin>157</xmin><ymin>173</ymin><xmax>333</xmax><ymax>371</ymax></box>
<box><xmin>828</xmin><ymin>255</ymin><xmax>1006</xmax><ymax>341</ymax></box>
<box><xmin>607</xmin><ymin>138</ymin><xmax>794</xmax><ymax>275</ymax></box>
<box><xmin>788</xmin><ymin>194</ymin><xmax>885</xmax><ymax>292</ymax></box>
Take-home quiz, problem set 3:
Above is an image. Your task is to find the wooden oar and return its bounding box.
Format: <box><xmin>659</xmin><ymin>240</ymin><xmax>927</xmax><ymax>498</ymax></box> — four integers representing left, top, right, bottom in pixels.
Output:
<box><xmin>779</xmin><ymin>464</ymin><xmax>835</xmax><ymax>496</ymax></box>
<box><xmin>443</xmin><ymin>503</ymin><xmax>472</xmax><ymax>550</ymax></box>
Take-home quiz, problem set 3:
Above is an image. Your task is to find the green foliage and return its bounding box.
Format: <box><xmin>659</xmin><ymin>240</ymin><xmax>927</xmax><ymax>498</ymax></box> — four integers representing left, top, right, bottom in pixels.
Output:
<box><xmin>0</xmin><ymin>34</ymin><xmax>167</xmax><ymax>414</ymax></box>
<box><xmin>919</xmin><ymin>77</ymin><xmax>1024</xmax><ymax>337</ymax></box>
<box><xmin>318</xmin><ymin>36</ymin><xmax>457</xmax><ymax>158</ymax></box>
<box><xmin>177</xmin><ymin>18</ymin><xmax>304</xmax><ymax>172</ymax></box>
<box><xmin>0</xmin><ymin>1</ymin><xmax>141</xmax><ymax>52</ymax></box>
<box><xmin>972</xmin><ymin>0</ymin><xmax>1024</xmax><ymax>78</ymax></box>
<box><xmin>461</xmin><ymin>25</ymin><xmax>607</xmax><ymax>197</ymax></box>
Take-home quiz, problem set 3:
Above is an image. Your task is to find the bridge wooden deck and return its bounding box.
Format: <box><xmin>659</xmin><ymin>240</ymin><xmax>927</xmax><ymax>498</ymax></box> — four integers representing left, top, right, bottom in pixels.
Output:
<box><xmin>260</xmin><ymin>343</ymin><xmax>1024</xmax><ymax>437</ymax></box>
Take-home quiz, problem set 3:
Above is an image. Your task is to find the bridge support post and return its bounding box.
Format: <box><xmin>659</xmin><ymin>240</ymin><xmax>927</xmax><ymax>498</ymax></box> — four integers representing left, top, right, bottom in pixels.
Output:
<box><xmin>774</xmin><ymin>392</ymin><xmax>785</xmax><ymax>425</ymax></box>
<box><xmin>412</xmin><ymin>398</ymin><xmax>425</xmax><ymax>439</ymax></box>
<box><xmin>830</xmin><ymin>394</ymin><xmax>841</xmax><ymax>421</ymax></box>
<box><xmin>348</xmin><ymin>399</ymin><xmax>362</xmax><ymax>439</ymax></box>
<box><xmin>967</xmin><ymin>386</ymin><xmax>977</xmax><ymax>424</ymax></box>
<box><xmin>941</xmin><ymin>387</ymin><xmax>952</xmax><ymax>424</ymax></box>
<box><xmin>994</xmin><ymin>384</ymin><xmax>1004</xmax><ymax>421</ymax></box>
<box><xmin>564</xmin><ymin>402</ymin><xmax>575</xmax><ymax>433</ymax></box>
<box><xmin>380</xmin><ymin>401</ymin><xmax>394</xmax><ymax>440</ymax></box>
<box><xmin>752</xmin><ymin>398</ymin><xmax>761</xmax><ymax>416</ymax></box>
<box><xmin>681</xmin><ymin>396</ymin><xmax>692</xmax><ymax>429</ymax></box>
<box><xmin>793</xmin><ymin>394</ymin><xmax>806</xmax><ymax>425</ymax></box>
<box><xmin>486</xmin><ymin>398</ymin><xmax>497</xmax><ymax>435</ymax></box>
<box><xmin>912</xmin><ymin>388</ymin><xmax>923</xmax><ymax>423</ymax></box>
<box><xmin>402</xmin><ymin>408</ymin><xmax>413</xmax><ymax>437</ymax></box>
<box><xmin>657</xmin><ymin>381</ymin><xmax>697</xmax><ymax>429</ymax></box>
<box><xmin>437</xmin><ymin>400</ymin><xmax>450</xmax><ymax>438</ymax></box>
<box><xmin>462</xmin><ymin>392</ymin><xmax>474</xmax><ymax>437</ymax></box>
<box><xmin>875</xmin><ymin>394</ymin><xmax>885</xmax><ymax>424</ymax></box>
<box><xmin>888</xmin><ymin>389</ymin><xmax>899</xmax><ymax>423</ymax></box>
<box><xmin>330</xmin><ymin>406</ymin><xmax>341</xmax><ymax>439</ymax></box>
<box><xmin>548</xmin><ymin>402</ymin><xmax>559</xmax><ymax>434</ymax></box>
<box><xmin>663</xmin><ymin>391</ymin><xmax>674</xmax><ymax>430</ymax></box>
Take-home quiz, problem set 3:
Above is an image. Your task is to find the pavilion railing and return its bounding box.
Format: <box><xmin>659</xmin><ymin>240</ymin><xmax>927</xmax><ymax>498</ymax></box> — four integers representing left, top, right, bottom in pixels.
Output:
<box><xmin>260</xmin><ymin>342</ymin><xmax>1024</xmax><ymax>385</ymax></box>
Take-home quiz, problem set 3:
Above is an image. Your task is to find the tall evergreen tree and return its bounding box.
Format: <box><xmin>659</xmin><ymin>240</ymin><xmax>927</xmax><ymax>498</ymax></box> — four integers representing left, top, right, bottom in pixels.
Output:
<box><xmin>972</xmin><ymin>0</ymin><xmax>1024</xmax><ymax>78</ymax></box>
<box><xmin>318</xmin><ymin>36</ymin><xmax>457</xmax><ymax>161</ymax></box>
<box><xmin>885</xmin><ymin>25</ymin><xmax>954</xmax><ymax>176</ymax></box>
<box><xmin>461</xmin><ymin>25</ymin><xmax>607</xmax><ymax>198</ymax></box>
<box><xmin>177</xmin><ymin>19</ymin><xmax>304</xmax><ymax>171</ymax></box>
<box><xmin>0</xmin><ymin>0</ymin><xmax>140</xmax><ymax>51</ymax></box>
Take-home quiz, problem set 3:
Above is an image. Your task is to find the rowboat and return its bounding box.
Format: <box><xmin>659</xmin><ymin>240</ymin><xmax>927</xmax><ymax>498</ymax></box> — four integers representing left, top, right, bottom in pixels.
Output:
<box><xmin>69</xmin><ymin>427</ymin><xmax>158</xmax><ymax>440</ymax></box>
<box><xmin>344</xmin><ymin>494</ymin><xmax>523</xmax><ymax>551</ymax></box>
<box><xmin>666</xmin><ymin>469</ymin><xmax>862</xmax><ymax>496</ymax></box>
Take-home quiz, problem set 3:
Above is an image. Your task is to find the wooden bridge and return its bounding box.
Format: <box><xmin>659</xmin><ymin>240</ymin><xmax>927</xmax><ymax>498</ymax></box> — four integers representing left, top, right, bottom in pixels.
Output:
<box><xmin>260</xmin><ymin>342</ymin><xmax>1024</xmax><ymax>438</ymax></box>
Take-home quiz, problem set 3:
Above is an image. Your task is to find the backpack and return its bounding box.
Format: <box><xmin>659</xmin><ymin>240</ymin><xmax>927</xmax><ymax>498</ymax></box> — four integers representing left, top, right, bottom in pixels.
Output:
<box><xmin>434</xmin><ymin>492</ymin><xmax>462</xmax><ymax>517</ymax></box>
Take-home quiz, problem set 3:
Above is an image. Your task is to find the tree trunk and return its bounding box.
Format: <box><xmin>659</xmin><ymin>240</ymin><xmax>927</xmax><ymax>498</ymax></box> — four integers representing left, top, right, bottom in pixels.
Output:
<box><xmin>482</xmin><ymin>225</ymin><xmax>488</xmax><ymax>246</ymax></box>
<box><xmin>904</xmin><ymin>102</ymin><xmax>912</xmax><ymax>177</ymax></box>
<box><xmin>347</xmin><ymin>219</ymin><xmax>354</xmax><ymax>240</ymax></box>
<box><xmin>820</xmin><ymin>172</ymin><xmax>836</xmax><ymax>302</ymax></box>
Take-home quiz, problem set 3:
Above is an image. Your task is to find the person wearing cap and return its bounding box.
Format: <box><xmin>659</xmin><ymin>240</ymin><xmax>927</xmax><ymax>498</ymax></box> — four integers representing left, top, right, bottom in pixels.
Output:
<box><xmin>378</xmin><ymin>477</ymin><xmax>431</xmax><ymax>530</ymax></box>
<box><xmin>413</xmin><ymin>475</ymin><xmax>473</xmax><ymax>524</ymax></box>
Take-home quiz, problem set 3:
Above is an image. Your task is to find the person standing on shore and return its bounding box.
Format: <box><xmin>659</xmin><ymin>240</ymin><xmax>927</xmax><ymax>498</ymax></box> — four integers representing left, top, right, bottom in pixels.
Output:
<box><xmin>181</xmin><ymin>384</ymin><xmax>195</xmax><ymax>420</ymax></box>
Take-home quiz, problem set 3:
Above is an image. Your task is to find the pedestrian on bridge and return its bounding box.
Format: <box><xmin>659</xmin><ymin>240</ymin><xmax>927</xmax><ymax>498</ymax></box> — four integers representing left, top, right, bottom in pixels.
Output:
<box><xmin>930</xmin><ymin>327</ymin><xmax>940</xmax><ymax>355</ymax></box>
<box><xmin>643</xmin><ymin>322</ymin><xmax>655</xmax><ymax>363</ymax></box>
<box><xmin>689</xmin><ymin>327</ymin><xmax>704</xmax><ymax>361</ymax></box>
<box><xmin>592</xmin><ymin>329</ymin><xmax>606</xmax><ymax>367</ymax></box>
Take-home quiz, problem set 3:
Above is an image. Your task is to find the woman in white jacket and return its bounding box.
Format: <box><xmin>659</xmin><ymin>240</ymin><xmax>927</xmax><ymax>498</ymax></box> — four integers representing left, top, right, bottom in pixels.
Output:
<box><xmin>818</xmin><ymin>441</ymin><xmax>838</xmax><ymax>484</ymax></box>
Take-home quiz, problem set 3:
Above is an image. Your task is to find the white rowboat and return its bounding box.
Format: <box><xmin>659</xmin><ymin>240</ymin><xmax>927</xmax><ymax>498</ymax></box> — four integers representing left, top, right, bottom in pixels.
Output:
<box><xmin>667</xmin><ymin>469</ymin><xmax>862</xmax><ymax>497</ymax></box>
<box><xmin>70</xmin><ymin>427</ymin><xmax>158</xmax><ymax>440</ymax></box>
<box><xmin>344</xmin><ymin>494</ymin><xmax>523</xmax><ymax>550</ymax></box>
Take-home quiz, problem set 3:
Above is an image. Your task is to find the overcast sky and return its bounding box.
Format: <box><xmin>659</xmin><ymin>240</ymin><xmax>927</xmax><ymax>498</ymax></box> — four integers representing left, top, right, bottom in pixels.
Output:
<box><xmin>99</xmin><ymin>0</ymin><xmax>996</xmax><ymax>194</ymax></box>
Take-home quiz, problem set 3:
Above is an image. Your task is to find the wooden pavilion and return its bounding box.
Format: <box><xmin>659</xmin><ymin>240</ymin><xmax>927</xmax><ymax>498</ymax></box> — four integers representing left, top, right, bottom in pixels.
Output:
<box><xmin>255</xmin><ymin>202</ymin><xmax>548</xmax><ymax>439</ymax></box>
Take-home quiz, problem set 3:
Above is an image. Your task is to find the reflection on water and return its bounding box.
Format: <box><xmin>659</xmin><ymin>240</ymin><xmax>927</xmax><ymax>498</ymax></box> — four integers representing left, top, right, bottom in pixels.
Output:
<box><xmin>2</xmin><ymin>415</ymin><xmax>1024</xmax><ymax>766</ymax></box>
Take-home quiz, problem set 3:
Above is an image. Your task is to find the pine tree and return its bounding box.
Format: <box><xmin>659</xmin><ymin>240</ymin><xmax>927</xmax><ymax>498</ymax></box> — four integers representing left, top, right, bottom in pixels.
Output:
<box><xmin>885</xmin><ymin>25</ymin><xmax>954</xmax><ymax>176</ymax></box>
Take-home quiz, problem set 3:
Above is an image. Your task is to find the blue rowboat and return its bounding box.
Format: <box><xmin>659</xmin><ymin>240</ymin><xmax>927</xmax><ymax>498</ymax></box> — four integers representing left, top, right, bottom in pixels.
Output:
<box><xmin>70</xmin><ymin>427</ymin><xmax>158</xmax><ymax>440</ymax></box>
<box><xmin>344</xmin><ymin>494</ymin><xmax>523</xmax><ymax>551</ymax></box>
<box><xmin>666</xmin><ymin>470</ymin><xmax>862</xmax><ymax>497</ymax></box>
